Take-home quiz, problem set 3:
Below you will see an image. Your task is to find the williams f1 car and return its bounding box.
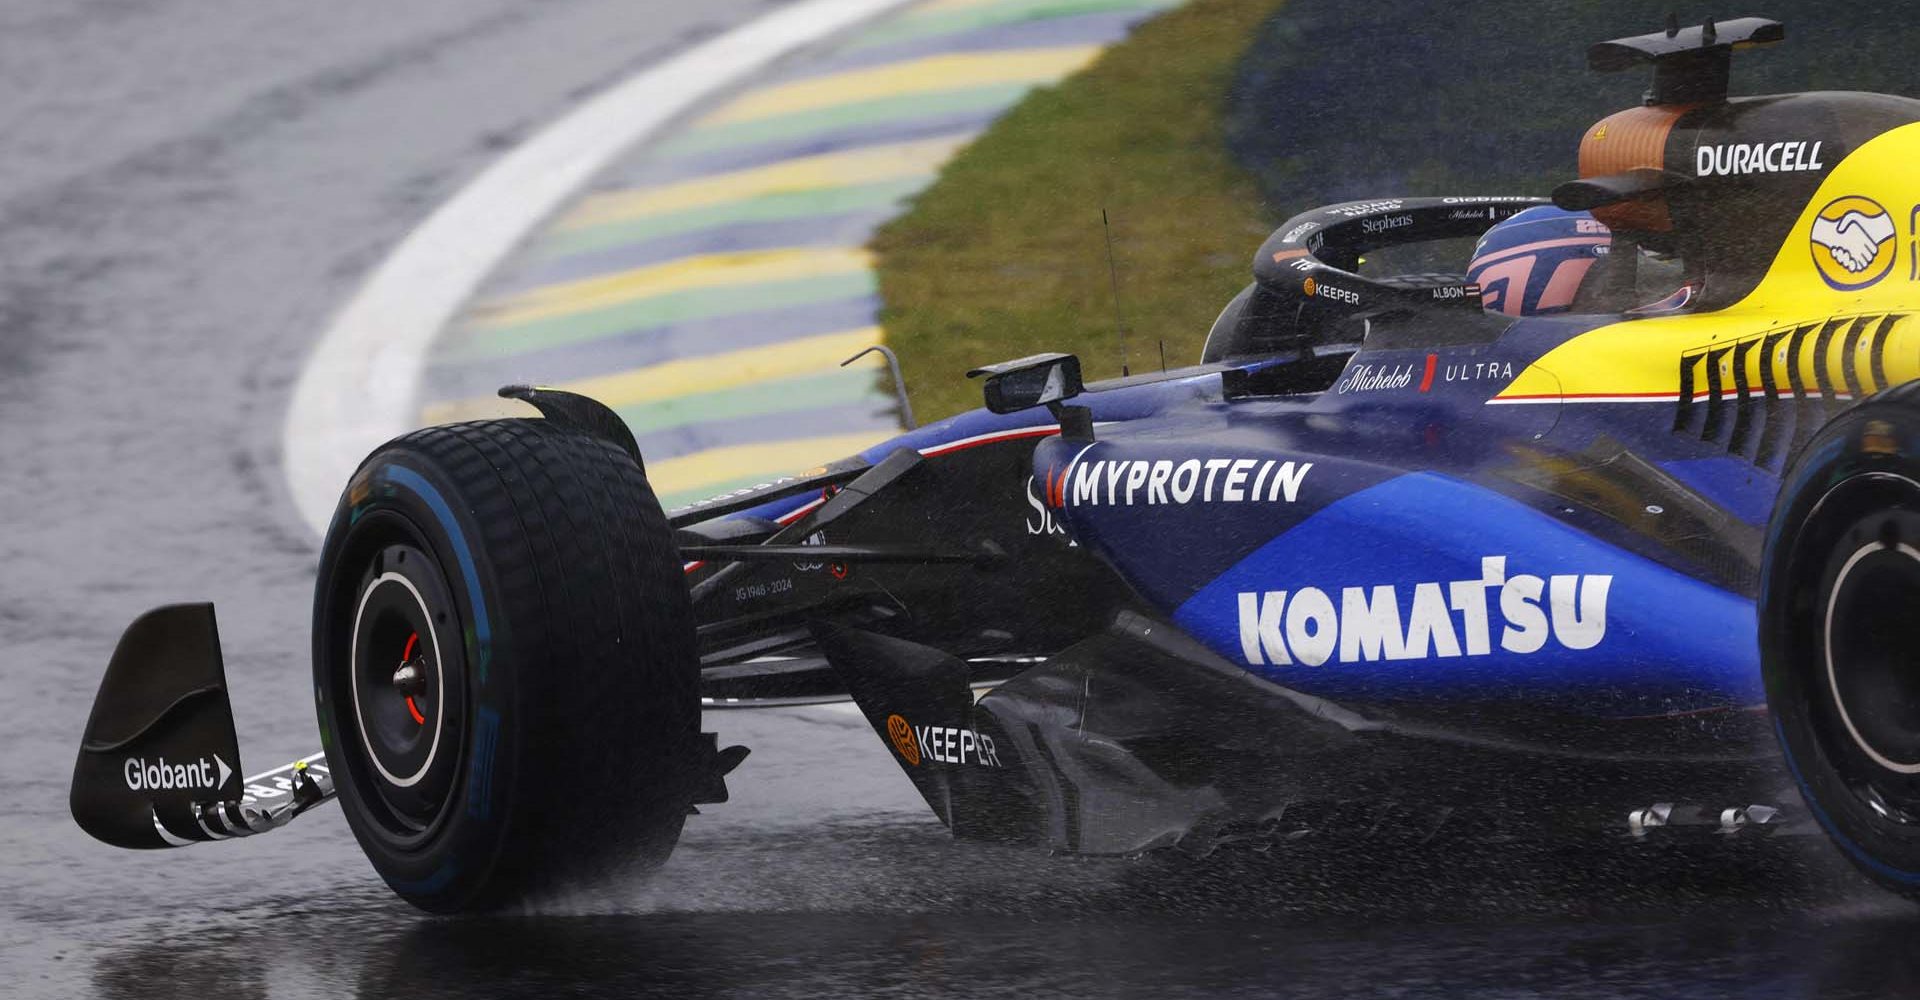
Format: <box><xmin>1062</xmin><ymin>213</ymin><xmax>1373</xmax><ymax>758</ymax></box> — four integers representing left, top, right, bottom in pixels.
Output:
<box><xmin>71</xmin><ymin>17</ymin><xmax>1920</xmax><ymax>911</ymax></box>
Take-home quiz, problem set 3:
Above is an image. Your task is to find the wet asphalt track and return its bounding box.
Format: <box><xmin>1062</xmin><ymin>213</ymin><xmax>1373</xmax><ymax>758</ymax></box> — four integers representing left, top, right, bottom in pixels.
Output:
<box><xmin>4</xmin><ymin>3</ymin><xmax>1920</xmax><ymax>997</ymax></box>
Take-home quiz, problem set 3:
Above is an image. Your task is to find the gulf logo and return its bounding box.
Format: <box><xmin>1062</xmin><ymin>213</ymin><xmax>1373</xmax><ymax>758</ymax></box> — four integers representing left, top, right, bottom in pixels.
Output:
<box><xmin>1810</xmin><ymin>195</ymin><xmax>1897</xmax><ymax>291</ymax></box>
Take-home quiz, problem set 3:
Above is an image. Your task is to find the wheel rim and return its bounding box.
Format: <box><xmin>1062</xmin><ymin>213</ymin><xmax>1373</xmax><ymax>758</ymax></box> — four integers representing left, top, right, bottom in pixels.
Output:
<box><xmin>335</xmin><ymin>526</ymin><xmax>468</xmax><ymax>840</ymax></box>
<box><xmin>351</xmin><ymin>560</ymin><xmax>446</xmax><ymax>790</ymax></box>
<box><xmin>1803</xmin><ymin>478</ymin><xmax>1920</xmax><ymax>824</ymax></box>
<box><xmin>1824</xmin><ymin>537</ymin><xmax>1920</xmax><ymax>776</ymax></box>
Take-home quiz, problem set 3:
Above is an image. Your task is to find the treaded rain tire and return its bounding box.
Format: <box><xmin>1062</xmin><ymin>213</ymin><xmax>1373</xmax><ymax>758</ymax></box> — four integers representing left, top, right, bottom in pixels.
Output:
<box><xmin>312</xmin><ymin>419</ymin><xmax>698</xmax><ymax>913</ymax></box>
<box><xmin>1762</xmin><ymin>385</ymin><xmax>1920</xmax><ymax>903</ymax></box>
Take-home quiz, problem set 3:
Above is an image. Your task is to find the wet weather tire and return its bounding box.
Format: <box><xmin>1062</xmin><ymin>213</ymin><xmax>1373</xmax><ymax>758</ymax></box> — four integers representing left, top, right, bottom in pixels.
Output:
<box><xmin>1762</xmin><ymin>386</ymin><xmax>1920</xmax><ymax>902</ymax></box>
<box><xmin>312</xmin><ymin>419</ymin><xmax>698</xmax><ymax>913</ymax></box>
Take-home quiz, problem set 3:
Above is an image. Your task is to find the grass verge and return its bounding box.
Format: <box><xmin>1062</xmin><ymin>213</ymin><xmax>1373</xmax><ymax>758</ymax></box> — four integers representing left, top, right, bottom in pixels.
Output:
<box><xmin>870</xmin><ymin>0</ymin><xmax>1285</xmax><ymax>422</ymax></box>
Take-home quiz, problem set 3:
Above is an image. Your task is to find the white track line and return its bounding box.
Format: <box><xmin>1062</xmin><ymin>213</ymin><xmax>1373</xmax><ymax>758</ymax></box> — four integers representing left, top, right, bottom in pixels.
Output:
<box><xmin>282</xmin><ymin>0</ymin><xmax>919</xmax><ymax>537</ymax></box>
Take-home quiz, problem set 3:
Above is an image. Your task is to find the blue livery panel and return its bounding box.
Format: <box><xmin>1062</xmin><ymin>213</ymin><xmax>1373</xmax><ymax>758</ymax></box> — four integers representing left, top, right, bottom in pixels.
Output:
<box><xmin>1170</xmin><ymin>472</ymin><xmax>1761</xmax><ymax>715</ymax></box>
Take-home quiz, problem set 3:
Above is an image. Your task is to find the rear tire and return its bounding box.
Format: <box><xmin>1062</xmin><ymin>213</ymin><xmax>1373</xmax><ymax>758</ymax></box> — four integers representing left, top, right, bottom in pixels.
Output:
<box><xmin>1762</xmin><ymin>387</ymin><xmax>1920</xmax><ymax>902</ymax></box>
<box><xmin>312</xmin><ymin>419</ymin><xmax>698</xmax><ymax>912</ymax></box>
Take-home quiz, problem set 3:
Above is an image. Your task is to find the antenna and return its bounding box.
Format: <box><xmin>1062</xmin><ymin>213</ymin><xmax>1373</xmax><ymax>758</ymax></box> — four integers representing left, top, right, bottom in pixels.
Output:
<box><xmin>1101</xmin><ymin>208</ymin><xmax>1130</xmax><ymax>377</ymax></box>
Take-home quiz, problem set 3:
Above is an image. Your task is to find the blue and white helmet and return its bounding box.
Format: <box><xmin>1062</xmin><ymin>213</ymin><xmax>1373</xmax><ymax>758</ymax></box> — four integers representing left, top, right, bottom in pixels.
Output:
<box><xmin>1467</xmin><ymin>206</ymin><xmax>1612</xmax><ymax>317</ymax></box>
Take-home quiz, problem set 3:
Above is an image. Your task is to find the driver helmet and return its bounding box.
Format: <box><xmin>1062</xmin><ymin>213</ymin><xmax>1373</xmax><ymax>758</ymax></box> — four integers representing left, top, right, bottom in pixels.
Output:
<box><xmin>1466</xmin><ymin>206</ymin><xmax>1612</xmax><ymax>317</ymax></box>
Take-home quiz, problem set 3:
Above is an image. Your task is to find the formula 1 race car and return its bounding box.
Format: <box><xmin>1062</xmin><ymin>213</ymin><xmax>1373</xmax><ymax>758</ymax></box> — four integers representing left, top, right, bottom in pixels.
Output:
<box><xmin>71</xmin><ymin>17</ymin><xmax>1920</xmax><ymax>911</ymax></box>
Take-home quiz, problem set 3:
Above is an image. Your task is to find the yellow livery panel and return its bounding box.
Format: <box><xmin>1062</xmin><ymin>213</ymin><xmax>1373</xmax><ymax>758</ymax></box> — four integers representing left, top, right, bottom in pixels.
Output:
<box><xmin>1494</xmin><ymin>121</ymin><xmax>1920</xmax><ymax>407</ymax></box>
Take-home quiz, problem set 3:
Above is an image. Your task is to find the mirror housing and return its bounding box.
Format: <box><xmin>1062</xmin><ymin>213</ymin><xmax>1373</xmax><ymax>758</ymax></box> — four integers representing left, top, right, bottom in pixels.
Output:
<box><xmin>967</xmin><ymin>353</ymin><xmax>1084</xmax><ymax>415</ymax></box>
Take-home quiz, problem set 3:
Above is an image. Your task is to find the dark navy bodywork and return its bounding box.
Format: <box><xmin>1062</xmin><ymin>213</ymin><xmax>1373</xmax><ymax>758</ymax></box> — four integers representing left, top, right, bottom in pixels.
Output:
<box><xmin>1043</xmin><ymin>328</ymin><xmax>1766</xmax><ymax>718</ymax></box>
<box><xmin>674</xmin><ymin>281</ymin><xmax>1794</xmax><ymax>853</ymax></box>
<box><xmin>703</xmin><ymin>303</ymin><xmax>1770</xmax><ymax>719</ymax></box>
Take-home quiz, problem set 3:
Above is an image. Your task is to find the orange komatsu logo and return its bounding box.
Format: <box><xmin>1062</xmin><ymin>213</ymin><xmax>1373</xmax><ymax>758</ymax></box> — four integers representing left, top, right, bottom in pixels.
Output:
<box><xmin>886</xmin><ymin>714</ymin><xmax>919</xmax><ymax>766</ymax></box>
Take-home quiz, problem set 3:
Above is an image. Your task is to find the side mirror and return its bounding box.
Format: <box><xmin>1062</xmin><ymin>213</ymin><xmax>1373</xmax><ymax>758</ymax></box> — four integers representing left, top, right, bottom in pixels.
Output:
<box><xmin>967</xmin><ymin>353</ymin><xmax>1084</xmax><ymax>415</ymax></box>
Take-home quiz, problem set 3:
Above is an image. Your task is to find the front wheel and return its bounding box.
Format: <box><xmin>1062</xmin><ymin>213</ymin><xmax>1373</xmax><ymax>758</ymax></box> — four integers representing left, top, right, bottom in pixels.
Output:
<box><xmin>313</xmin><ymin>419</ymin><xmax>699</xmax><ymax>912</ymax></box>
<box><xmin>1762</xmin><ymin>387</ymin><xmax>1920</xmax><ymax>901</ymax></box>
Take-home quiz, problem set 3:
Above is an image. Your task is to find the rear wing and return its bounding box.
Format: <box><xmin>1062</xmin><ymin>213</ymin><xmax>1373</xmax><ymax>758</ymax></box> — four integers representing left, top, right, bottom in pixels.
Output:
<box><xmin>70</xmin><ymin>604</ymin><xmax>333</xmax><ymax>848</ymax></box>
<box><xmin>1588</xmin><ymin>16</ymin><xmax>1784</xmax><ymax>106</ymax></box>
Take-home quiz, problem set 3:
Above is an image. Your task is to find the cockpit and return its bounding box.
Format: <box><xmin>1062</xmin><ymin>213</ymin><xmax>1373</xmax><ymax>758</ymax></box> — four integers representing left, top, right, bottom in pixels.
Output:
<box><xmin>1468</xmin><ymin>205</ymin><xmax>1696</xmax><ymax>319</ymax></box>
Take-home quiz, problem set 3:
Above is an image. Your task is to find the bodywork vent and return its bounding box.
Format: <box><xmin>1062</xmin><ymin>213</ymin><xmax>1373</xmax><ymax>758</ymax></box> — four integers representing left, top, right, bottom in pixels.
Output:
<box><xmin>1672</xmin><ymin>313</ymin><xmax>1906</xmax><ymax>469</ymax></box>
